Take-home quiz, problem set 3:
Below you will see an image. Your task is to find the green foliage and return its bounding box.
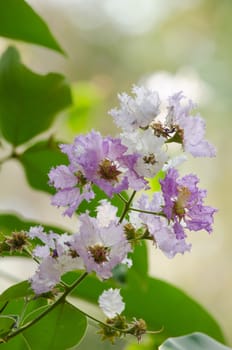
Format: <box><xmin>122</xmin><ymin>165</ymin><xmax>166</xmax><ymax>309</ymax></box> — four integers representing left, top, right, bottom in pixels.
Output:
<box><xmin>129</xmin><ymin>241</ymin><xmax>148</xmax><ymax>276</ymax></box>
<box><xmin>0</xmin><ymin>334</ymin><xmax>29</xmax><ymax>349</ymax></box>
<box><xmin>21</xmin><ymin>302</ymin><xmax>87</xmax><ymax>350</ymax></box>
<box><xmin>70</xmin><ymin>243</ymin><xmax>224</xmax><ymax>346</ymax></box>
<box><xmin>0</xmin><ymin>281</ymin><xmax>33</xmax><ymax>304</ymax></box>
<box><xmin>122</xmin><ymin>272</ymin><xmax>224</xmax><ymax>345</ymax></box>
<box><xmin>20</xmin><ymin>140</ymin><xmax>68</xmax><ymax>194</ymax></box>
<box><xmin>0</xmin><ymin>213</ymin><xmax>65</xmax><ymax>236</ymax></box>
<box><xmin>0</xmin><ymin>316</ymin><xmax>16</xmax><ymax>339</ymax></box>
<box><xmin>0</xmin><ymin>47</ymin><xmax>71</xmax><ymax>146</ymax></box>
<box><xmin>0</xmin><ymin>0</ymin><xmax>63</xmax><ymax>53</ymax></box>
<box><xmin>159</xmin><ymin>332</ymin><xmax>231</xmax><ymax>350</ymax></box>
<box><xmin>0</xmin><ymin>302</ymin><xmax>87</xmax><ymax>350</ymax></box>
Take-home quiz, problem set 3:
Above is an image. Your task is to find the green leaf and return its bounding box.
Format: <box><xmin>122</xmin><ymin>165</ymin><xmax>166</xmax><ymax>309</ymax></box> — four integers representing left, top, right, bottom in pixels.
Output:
<box><xmin>0</xmin><ymin>0</ymin><xmax>63</xmax><ymax>53</ymax></box>
<box><xmin>121</xmin><ymin>271</ymin><xmax>225</xmax><ymax>345</ymax></box>
<box><xmin>0</xmin><ymin>281</ymin><xmax>33</xmax><ymax>304</ymax></box>
<box><xmin>130</xmin><ymin>241</ymin><xmax>148</xmax><ymax>276</ymax></box>
<box><xmin>0</xmin><ymin>299</ymin><xmax>48</xmax><ymax>348</ymax></box>
<box><xmin>112</xmin><ymin>241</ymin><xmax>148</xmax><ymax>285</ymax></box>
<box><xmin>20</xmin><ymin>140</ymin><xmax>68</xmax><ymax>193</ymax></box>
<box><xmin>0</xmin><ymin>213</ymin><xmax>65</xmax><ymax>236</ymax></box>
<box><xmin>0</xmin><ymin>316</ymin><xmax>15</xmax><ymax>337</ymax></box>
<box><xmin>1</xmin><ymin>298</ymin><xmax>48</xmax><ymax>326</ymax></box>
<box><xmin>57</xmin><ymin>243</ymin><xmax>224</xmax><ymax>346</ymax></box>
<box><xmin>159</xmin><ymin>332</ymin><xmax>231</xmax><ymax>350</ymax></box>
<box><xmin>0</xmin><ymin>47</ymin><xmax>72</xmax><ymax>146</ymax></box>
<box><xmin>0</xmin><ymin>335</ymin><xmax>28</xmax><ymax>349</ymax></box>
<box><xmin>22</xmin><ymin>301</ymin><xmax>87</xmax><ymax>350</ymax></box>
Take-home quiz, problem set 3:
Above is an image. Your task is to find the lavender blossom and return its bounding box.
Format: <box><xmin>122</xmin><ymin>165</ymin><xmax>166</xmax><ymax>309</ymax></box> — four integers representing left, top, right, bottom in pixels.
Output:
<box><xmin>28</xmin><ymin>227</ymin><xmax>84</xmax><ymax>294</ymax></box>
<box><xmin>130</xmin><ymin>193</ymin><xmax>191</xmax><ymax>258</ymax></box>
<box><xmin>160</xmin><ymin>168</ymin><xmax>217</xmax><ymax>239</ymax></box>
<box><xmin>61</xmin><ymin>130</ymin><xmax>147</xmax><ymax>197</ymax></box>
<box><xmin>167</xmin><ymin>92</ymin><xmax>216</xmax><ymax>157</ymax></box>
<box><xmin>71</xmin><ymin>213</ymin><xmax>131</xmax><ymax>279</ymax></box>
<box><xmin>48</xmin><ymin>164</ymin><xmax>94</xmax><ymax>217</ymax></box>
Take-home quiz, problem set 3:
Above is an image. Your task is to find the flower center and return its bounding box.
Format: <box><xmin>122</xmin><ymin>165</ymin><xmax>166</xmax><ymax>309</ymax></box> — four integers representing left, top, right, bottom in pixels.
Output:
<box><xmin>98</xmin><ymin>159</ymin><xmax>122</xmax><ymax>182</ymax></box>
<box><xmin>75</xmin><ymin>170</ymin><xmax>88</xmax><ymax>186</ymax></box>
<box><xmin>88</xmin><ymin>244</ymin><xmax>110</xmax><ymax>264</ymax></box>
<box><xmin>173</xmin><ymin>186</ymin><xmax>191</xmax><ymax>218</ymax></box>
<box><xmin>151</xmin><ymin>122</ymin><xmax>174</xmax><ymax>138</ymax></box>
<box><xmin>143</xmin><ymin>153</ymin><xmax>156</xmax><ymax>165</ymax></box>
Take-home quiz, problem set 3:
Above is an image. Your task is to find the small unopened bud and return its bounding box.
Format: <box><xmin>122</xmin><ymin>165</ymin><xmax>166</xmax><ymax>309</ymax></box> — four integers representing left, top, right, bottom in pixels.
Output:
<box><xmin>98</xmin><ymin>315</ymin><xmax>128</xmax><ymax>344</ymax></box>
<box><xmin>124</xmin><ymin>223</ymin><xmax>137</xmax><ymax>240</ymax></box>
<box><xmin>98</xmin><ymin>323</ymin><xmax>121</xmax><ymax>344</ymax></box>
<box><xmin>128</xmin><ymin>318</ymin><xmax>147</xmax><ymax>342</ymax></box>
<box><xmin>5</xmin><ymin>231</ymin><xmax>28</xmax><ymax>252</ymax></box>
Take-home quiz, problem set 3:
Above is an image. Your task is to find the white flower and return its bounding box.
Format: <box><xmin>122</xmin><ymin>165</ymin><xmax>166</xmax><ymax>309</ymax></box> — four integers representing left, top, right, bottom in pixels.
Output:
<box><xmin>98</xmin><ymin>288</ymin><xmax>125</xmax><ymax>318</ymax></box>
<box><xmin>109</xmin><ymin>85</ymin><xmax>160</xmax><ymax>132</ymax></box>
<box><xmin>162</xmin><ymin>154</ymin><xmax>187</xmax><ymax>171</ymax></box>
<box><xmin>121</xmin><ymin>129</ymin><xmax>167</xmax><ymax>178</ymax></box>
<box><xmin>96</xmin><ymin>200</ymin><xmax>118</xmax><ymax>227</ymax></box>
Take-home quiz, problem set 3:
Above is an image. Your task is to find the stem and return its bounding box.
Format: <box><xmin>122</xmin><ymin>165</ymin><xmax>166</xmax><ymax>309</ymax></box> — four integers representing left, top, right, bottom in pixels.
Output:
<box><xmin>23</xmin><ymin>248</ymin><xmax>40</xmax><ymax>265</ymax></box>
<box><xmin>129</xmin><ymin>207</ymin><xmax>165</xmax><ymax>217</ymax></box>
<box><xmin>116</xmin><ymin>193</ymin><xmax>128</xmax><ymax>204</ymax></box>
<box><xmin>119</xmin><ymin>191</ymin><xmax>136</xmax><ymax>224</ymax></box>
<box><xmin>17</xmin><ymin>299</ymin><xmax>29</xmax><ymax>327</ymax></box>
<box><xmin>0</xmin><ymin>154</ymin><xmax>12</xmax><ymax>165</ymax></box>
<box><xmin>2</xmin><ymin>272</ymin><xmax>88</xmax><ymax>343</ymax></box>
<box><xmin>0</xmin><ymin>149</ymin><xmax>18</xmax><ymax>165</ymax></box>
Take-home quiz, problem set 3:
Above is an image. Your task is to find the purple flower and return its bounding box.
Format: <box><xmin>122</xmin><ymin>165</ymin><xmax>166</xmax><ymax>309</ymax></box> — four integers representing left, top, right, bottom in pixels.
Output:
<box><xmin>71</xmin><ymin>213</ymin><xmax>131</xmax><ymax>279</ymax></box>
<box><xmin>48</xmin><ymin>165</ymin><xmax>94</xmax><ymax>217</ymax></box>
<box><xmin>61</xmin><ymin>130</ymin><xmax>147</xmax><ymax>197</ymax></box>
<box><xmin>30</xmin><ymin>256</ymin><xmax>61</xmax><ymax>294</ymax></box>
<box><xmin>28</xmin><ymin>225</ymin><xmax>58</xmax><ymax>243</ymax></box>
<box><xmin>160</xmin><ymin>168</ymin><xmax>217</xmax><ymax>239</ymax></box>
<box><xmin>167</xmin><ymin>92</ymin><xmax>216</xmax><ymax>157</ymax></box>
<box><xmin>28</xmin><ymin>227</ymin><xmax>84</xmax><ymax>294</ymax></box>
<box><xmin>130</xmin><ymin>194</ymin><xmax>191</xmax><ymax>258</ymax></box>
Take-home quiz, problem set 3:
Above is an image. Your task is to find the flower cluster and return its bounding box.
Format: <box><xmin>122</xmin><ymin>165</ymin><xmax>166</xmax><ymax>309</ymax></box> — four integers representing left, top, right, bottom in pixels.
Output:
<box><xmin>20</xmin><ymin>85</ymin><xmax>216</xmax><ymax>342</ymax></box>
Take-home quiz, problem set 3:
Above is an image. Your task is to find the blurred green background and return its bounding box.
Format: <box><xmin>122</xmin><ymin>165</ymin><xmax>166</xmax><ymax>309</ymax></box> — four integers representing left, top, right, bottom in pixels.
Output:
<box><xmin>0</xmin><ymin>0</ymin><xmax>231</xmax><ymax>346</ymax></box>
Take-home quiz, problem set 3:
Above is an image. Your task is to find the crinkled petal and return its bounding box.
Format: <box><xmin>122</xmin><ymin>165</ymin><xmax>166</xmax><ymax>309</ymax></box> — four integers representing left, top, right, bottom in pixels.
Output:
<box><xmin>98</xmin><ymin>288</ymin><xmax>125</xmax><ymax>318</ymax></box>
<box><xmin>48</xmin><ymin>165</ymin><xmax>77</xmax><ymax>189</ymax></box>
